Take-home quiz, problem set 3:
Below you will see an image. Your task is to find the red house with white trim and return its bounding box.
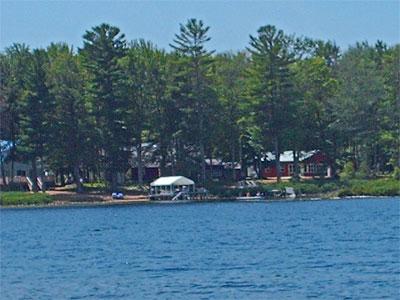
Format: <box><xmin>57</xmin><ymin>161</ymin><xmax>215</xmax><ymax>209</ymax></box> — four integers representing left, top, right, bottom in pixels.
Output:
<box><xmin>262</xmin><ymin>150</ymin><xmax>332</xmax><ymax>178</ymax></box>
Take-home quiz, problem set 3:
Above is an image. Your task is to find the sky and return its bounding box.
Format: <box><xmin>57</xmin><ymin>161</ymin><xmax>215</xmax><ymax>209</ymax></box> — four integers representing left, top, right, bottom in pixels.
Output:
<box><xmin>1</xmin><ymin>1</ymin><xmax>399</xmax><ymax>53</ymax></box>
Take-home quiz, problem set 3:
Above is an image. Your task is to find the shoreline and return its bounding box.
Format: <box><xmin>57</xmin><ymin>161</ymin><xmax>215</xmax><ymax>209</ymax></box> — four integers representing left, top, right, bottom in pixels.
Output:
<box><xmin>1</xmin><ymin>194</ymin><xmax>398</xmax><ymax>210</ymax></box>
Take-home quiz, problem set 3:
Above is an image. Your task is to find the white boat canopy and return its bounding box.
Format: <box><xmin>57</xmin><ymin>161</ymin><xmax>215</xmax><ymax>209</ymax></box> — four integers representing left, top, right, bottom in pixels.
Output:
<box><xmin>150</xmin><ymin>176</ymin><xmax>194</xmax><ymax>187</ymax></box>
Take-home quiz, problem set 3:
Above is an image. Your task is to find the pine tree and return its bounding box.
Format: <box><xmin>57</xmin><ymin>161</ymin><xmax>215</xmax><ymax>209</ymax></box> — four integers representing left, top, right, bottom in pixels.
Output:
<box><xmin>170</xmin><ymin>19</ymin><xmax>216</xmax><ymax>184</ymax></box>
<box><xmin>46</xmin><ymin>43</ymin><xmax>89</xmax><ymax>192</ymax></box>
<box><xmin>79</xmin><ymin>23</ymin><xmax>128</xmax><ymax>191</ymax></box>
<box><xmin>18</xmin><ymin>49</ymin><xmax>53</xmax><ymax>192</ymax></box>
<box><xmin>0</xmin><ymin>44</ymin><xmax>31</xmax><ymax>183</ymax></box>
<box><xmin>247</xmin><ymin>25</ymin><xmax>296</xmax><ymax>182</ymax></box>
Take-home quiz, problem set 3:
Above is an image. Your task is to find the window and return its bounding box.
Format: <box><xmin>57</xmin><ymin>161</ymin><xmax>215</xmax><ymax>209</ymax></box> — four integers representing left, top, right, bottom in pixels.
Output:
<box><xmin>288</xmin><ymin>164</ymin><xmax>294</xmax><ymax>175</ymax></box>
<box><xmin>308</xmin><ymin>164</ymin><xmax>317</xmax><ymax>174</ymax></box>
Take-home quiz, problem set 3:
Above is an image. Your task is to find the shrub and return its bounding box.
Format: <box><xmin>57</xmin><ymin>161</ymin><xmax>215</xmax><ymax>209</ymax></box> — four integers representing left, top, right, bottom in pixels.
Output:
<box><xmin>338</xmin><ymin>179</ymin><xmax>400</xmax><ymax>197</ymax></box>
<box><xmin>320</xmin><ymin>182</ymin><xmax>340</xmax><ymax>193</ymax></box>
<box><xmin>123</xmin><ymin>184</ymin><xmax>149</xmax><ymax>195</ymax></box>
<box><xmin>392</xmin><ymin>167</ymin><xmax>400</xmax><ymax>180</ymax></box>
<box><xmin>1</xmin><ymin>192</ymin><xmax>53</xmax><ymax>206</ymax></box>
<box><xmin>340</xmin><ymin>162</ymin><xmax>355</xmax><ymax>180</ymax></box>
<box><xmin>355</xmin><ymin>160</ymin><xmax>370</xmax><ymax>179</ymax></box>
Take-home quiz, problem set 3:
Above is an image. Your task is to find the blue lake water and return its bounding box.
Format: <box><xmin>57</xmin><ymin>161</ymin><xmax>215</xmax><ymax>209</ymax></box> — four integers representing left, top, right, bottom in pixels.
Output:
<box><xmin>1</xmin><ymin>197</ymin><xmax>399</xmax><ymax>299</ymax></box>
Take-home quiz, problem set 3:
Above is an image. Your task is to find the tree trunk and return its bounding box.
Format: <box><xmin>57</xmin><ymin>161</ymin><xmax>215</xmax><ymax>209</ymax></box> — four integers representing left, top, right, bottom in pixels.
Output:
<box><xmin>331</xmin><ymin>134</ymin><xmax>338</xmax><ymax>179</ymax></box>
<box><xmin>93</xmin><ymin>169</ymin><xmax>97</xmax><ymax>182</ymax></box>
<box><xmin>172</xmin><ymin>138</ymin><xmax>178</xmax><ymax>176</ymax></box>
<box><xmin>1</xmin><ymin>159</ymin><xmax>7</xmax><ymax>187</ymax></box>
<box><xmin>10</xmin><ymin>121</ymin><xmax>16</xmax><ymax>183</ymax></box>
<box><xmin>274</xmin><ymin>138</ymin><xmax>281</xmax><ymax>183</ymax></box>
<box><xmin>200</xmin><ymin>142</ymin><xmax>206</xmax><ymax>186</ymax></box>
<box><xmin>137</xmin><ymin>140</ymin><xmax>143</xmax><ymax>185</ymax></box>
<box><xmin>353</xmin><ymin>143</ymin><xmax>358</xmax><ymax>172</ymax></box>
<box><xmin>110</xmin><ymin>172</ymin><xmax>118</xmax><ymax>192</ymax></box>
<box><xmin>60</xmin><ymin>169</ymin><xmax>65</xmax><ymax>186</ymax></box>
<box><xmin>10</xmin><ymin>159</ymin><xmax>14</xmax><ymax>183</ymax></box>
<box><xmin>209</xmin><ymin>155</ymin><xmax>213</xmax><ymax>180</ymax></box>
<box><xmin>231</xmin><ymin>143</ymin><xmax>236</xmax><ymax>181</ymax></box>
<box><xmin>74</xmin><ymin>164</ymin><xmax>83</xmax><ymax>193</ymax></box>
<box><xmin>31</xmin><ymin>159</ymin><xmax>39</xmax><ymax>192</ymax></box>
<box><xmin>160</xmin><ymin>141</ymin><xmax>166</xmax><ymax>177</ymax></box>
<box><xmin>254</xmin><ymin>156</ymin><xmax>261</xmax><ymax>179</ymax></box>
<box><xmin>374</xmin><ymin>144</ymin><xmax>380</xmax><ymax>175</ymax></box>
<box><xmin>239</xmin><ymin>138</ymin><xmax>245</xmax><ymax>179</ymax></box>
<box><xmin>293</xmin><ymin>149</ymin><xmax>300</xmax><ymax>181</ymax></box>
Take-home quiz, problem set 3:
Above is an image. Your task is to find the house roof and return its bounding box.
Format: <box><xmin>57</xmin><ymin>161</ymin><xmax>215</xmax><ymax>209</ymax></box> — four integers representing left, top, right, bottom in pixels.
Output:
<box><xmin>205</xmin><ymin>158</ymin><xmax>241</xmax><ymax>169</ymax></box>
<box><xmin>263</xmin><ymin>150</ymin><xmax>319</xmax><ymax>163</ymax></box>
<box><xmin>205</xmin><ymin>158</ymin><xmax>223</xmax><ymax>166</ymax></box>
<box><xmin>150</xmin><ymin>176</ymin><xmax>195</xmax><ymax>186</ymax></box>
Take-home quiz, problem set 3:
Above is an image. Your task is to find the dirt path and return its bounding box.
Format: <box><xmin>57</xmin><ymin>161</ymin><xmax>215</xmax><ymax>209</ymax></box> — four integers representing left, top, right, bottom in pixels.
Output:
<box><xmin>46</xmin><ymin>190</ymin><xmax>149</xmax><ymax>204</ymax></box>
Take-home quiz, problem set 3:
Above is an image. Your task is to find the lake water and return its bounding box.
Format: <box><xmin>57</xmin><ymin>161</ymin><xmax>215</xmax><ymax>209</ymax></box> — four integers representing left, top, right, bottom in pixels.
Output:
<box><xmin>1</xmin><ymin>197</ymin><xmax>399</xmax><ymax>299</ymax></box>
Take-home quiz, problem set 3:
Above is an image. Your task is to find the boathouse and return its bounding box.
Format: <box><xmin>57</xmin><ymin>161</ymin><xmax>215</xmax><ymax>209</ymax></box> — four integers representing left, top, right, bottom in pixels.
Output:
<box><xmin>150</xmin><ymin>176</ymin><xmax>195</xmax><ymax>197</ymax></box>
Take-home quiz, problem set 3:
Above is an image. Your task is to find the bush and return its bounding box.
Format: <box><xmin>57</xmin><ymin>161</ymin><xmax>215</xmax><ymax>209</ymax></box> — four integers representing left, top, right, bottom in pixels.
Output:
<box><xmin>338</xmin><ymin>178</ymin><xmax>400</xmax><ymax>197</ymax></box>
<box><xmin>1</xmin><ymin>192</ymin><xmax>53</xmax><ymax>206</ymax></box>
<box><xmin>392</xmin><ymin>167</ymin><xmax>400</xmax><ymax>180</ymax></box>
<box><xmin>123</xmin><ymin>184</ymin><xmax>148</xmax><ymax>195</ymax></box>
<box><xmin>340</xmin><ymin>162</ymin><xmax>355</xmax><ymax>180</ymax></box>
<box><xmin>320</xmin><ymin>182</ymin><xmax>340</xmax><ymax>193</ymax></box>
<box><xmin>354</xmin><ymin>160</ymin><xmax>370</xmax><ymax>179</ymax></box>
<box><xmin>295</xmin><ymin>183</ymin><xmax>321</xmax><ymax>194</ymax></box>
<box><xmin>83</xmin><ymin>181</ymin><xmax>108</xmax><ymax>192</ymax></box>
<box><xmin>209</xmin><ymin>178</ymin><xmax>399</xmax><ymax>198</ymax></box>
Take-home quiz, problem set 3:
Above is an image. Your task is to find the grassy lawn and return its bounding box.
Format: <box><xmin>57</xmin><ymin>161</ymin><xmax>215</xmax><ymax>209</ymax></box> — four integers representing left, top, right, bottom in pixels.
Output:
<box><xmin>82</xmin><ymin>182</ymin><xmax>148</xmax><ymax>195</ymax></box>
<box><xmin>1</xmin><ymin>192</ymin><xmax>54</xmax><ymax>206</ymax></box>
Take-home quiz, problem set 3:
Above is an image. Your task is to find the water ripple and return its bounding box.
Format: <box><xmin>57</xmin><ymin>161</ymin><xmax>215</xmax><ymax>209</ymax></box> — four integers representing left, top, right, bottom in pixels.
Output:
<box><xmin>1</xmin><ymin>197</ymin><xmax>399</xmax><ymax>299</ymax></box>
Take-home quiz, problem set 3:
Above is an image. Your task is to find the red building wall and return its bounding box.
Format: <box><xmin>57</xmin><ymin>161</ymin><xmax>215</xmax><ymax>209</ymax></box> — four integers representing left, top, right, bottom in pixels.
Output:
<box><xmin>262</xmin><ymin>152</ymin><xmax>330</xmax><ymax>179</ymax></box>
<box><xmin>263</xmin><ymin>163</ymin><xmax>290</xmax><ymax>178</ymax></box>
<box><xmin>302</xmin><ymin>152</ymin><xmax>330</xmax><ymax>177</ymax></box>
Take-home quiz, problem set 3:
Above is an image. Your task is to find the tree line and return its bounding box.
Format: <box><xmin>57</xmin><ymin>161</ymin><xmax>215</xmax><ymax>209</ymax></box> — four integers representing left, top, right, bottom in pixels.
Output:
<box><xmin>1</xmin><ymin>19</ymin><xmax>399</xmax><ymax>192</ymax></box>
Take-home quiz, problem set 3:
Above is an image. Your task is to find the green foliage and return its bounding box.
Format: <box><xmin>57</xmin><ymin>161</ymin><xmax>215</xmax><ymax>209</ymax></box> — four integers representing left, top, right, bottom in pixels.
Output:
<box><xmin>0</xmin><ymin>22</ymin><xmax>398</xmax><ymax>192</ymax></box>
<box><xmin>213</xmin><ymin>53</ymin><xmax>249</xmax><ymax>175</ymax></box>
<box><xmin>120</xmin><ymin>40</ymin><xmax>170</xmax><ymax>183</ymax></box>
<box><xmin>79</xmin><ymin>23</ymin><xmax>128</xmax><ymax>190</ymax></box>
<box><xmin>335</xmin><ymin>42</ymin><xmax>399</xmax><ymax>176</ymax></box>
<box><xmin>355</xmin><ymin>160</ymin><xmax>370</xmax><ymax>179</ymax></box>
<box><xmin>340</xmin><ymin>162</ymin><xmax>355</xmax><ymax>180</ymax></box>
<box><xmin>46</xmin><ymin>43</ymin><xmax>89</xmax><ymax>192</ymax></box>
<box><xmin>247</xmin><ymin>25</ymin><xmax>299</xmax><ymax>181</ymax></box>
<box><xmin>18</xmin><ymin>49</ymin><xmax>52</xmax><ymax>159</ymax></box>
<box><xmin>392</xmin><ymin>167</ymin><xmax>400</xmax><ymax>180</ymax></box>
<box><xmin>83</xmin><ymin>181</ymin><xmax>107</xmax><ymax>190</ymax></box>
<box><xmin>338</xmin><ymin>179</ymin><xmax>400</xmax><ymax>197</ymax></box>
<box><xmin>208</xmin><ymin>178</ymin><xmax>399</xmax><ymax>198</ymax></box>
<box><xmin>169</xmin><ymin>18</ymin><xmax>217</xmax><ymax>183</ymax></box>
<box><xmin>122</xmin><ymin>184</ymin><xmax>148</xmax><ymax>195</ymax></box>
<box><xmin>1</xmin><ymin>192</ymin><xmax>53</xmax><ymax>206</ymax></box>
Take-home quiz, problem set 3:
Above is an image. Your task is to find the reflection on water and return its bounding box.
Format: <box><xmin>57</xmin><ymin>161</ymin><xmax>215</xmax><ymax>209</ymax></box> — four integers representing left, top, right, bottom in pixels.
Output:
<box><xmin>1</xmin><ymin>198</ymin><xmax>399</xmax><ymax>299</ymax></box>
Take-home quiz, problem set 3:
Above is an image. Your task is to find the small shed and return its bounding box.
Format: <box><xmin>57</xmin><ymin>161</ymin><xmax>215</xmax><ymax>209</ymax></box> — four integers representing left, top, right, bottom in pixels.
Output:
<box><xmin>150</xmin><ymin>176</ymin><xmax>195</xmax><ymax>196</ymax></box>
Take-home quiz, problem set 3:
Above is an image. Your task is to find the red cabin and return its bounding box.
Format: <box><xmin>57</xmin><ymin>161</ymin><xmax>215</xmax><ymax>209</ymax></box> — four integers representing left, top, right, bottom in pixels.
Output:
<box><xmin>262</xmin><ymin>150</ymin><xmax>332</xmax><ymax>179</ymax></box>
